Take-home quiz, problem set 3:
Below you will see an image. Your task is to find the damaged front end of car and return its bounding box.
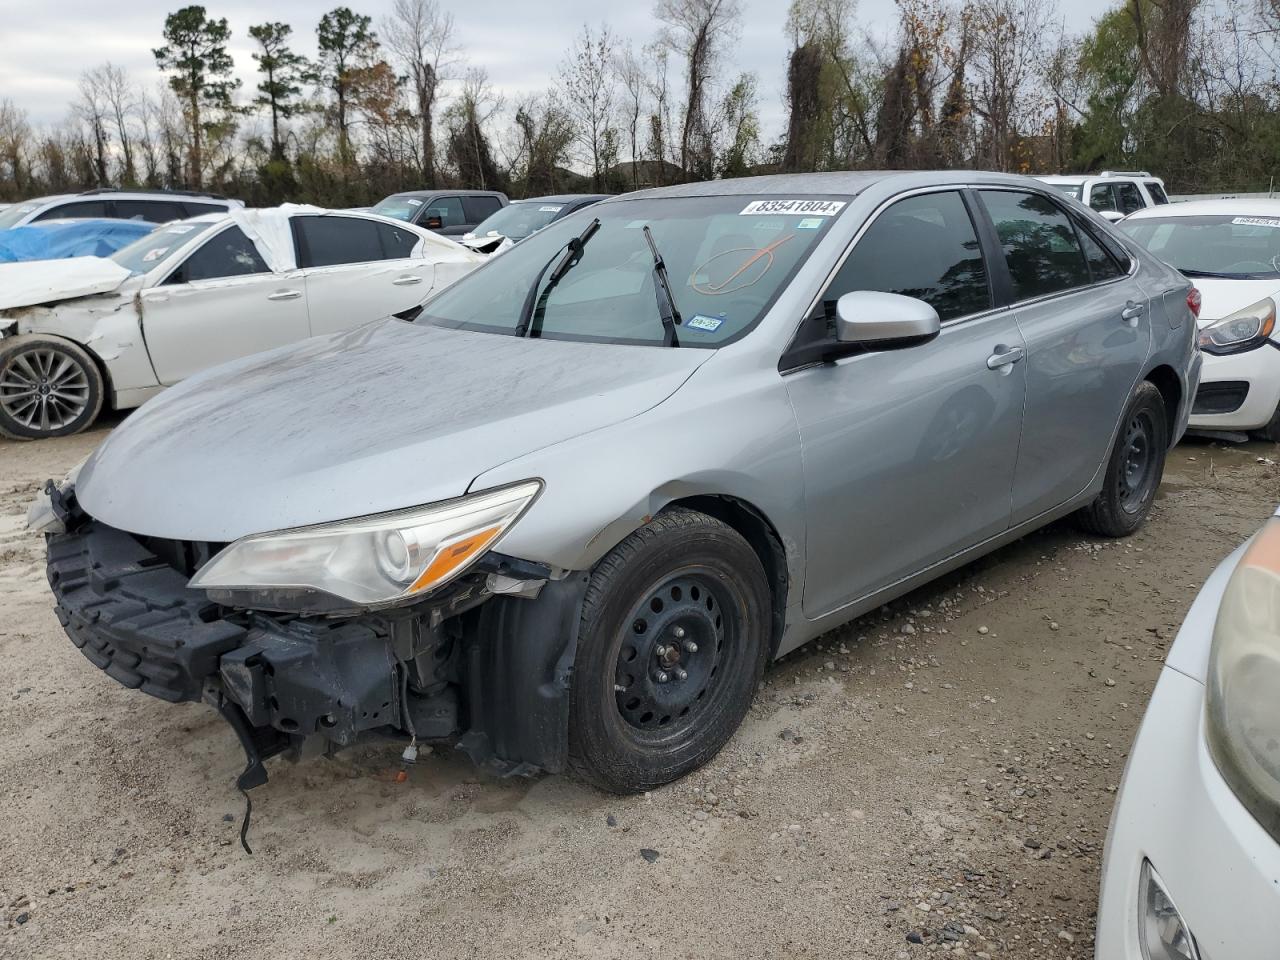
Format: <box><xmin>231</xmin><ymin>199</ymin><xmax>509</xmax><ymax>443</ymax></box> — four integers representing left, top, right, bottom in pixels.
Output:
<box><xmin>35</xmin><ymin>479</ymin><xmax>588</xmax><ymax>852</ymax></box>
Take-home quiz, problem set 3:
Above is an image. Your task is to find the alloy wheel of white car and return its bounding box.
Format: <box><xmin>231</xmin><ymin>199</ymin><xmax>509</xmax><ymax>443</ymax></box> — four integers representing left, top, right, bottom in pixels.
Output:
<box><xmin>0</xmin><ymin>336</ymin><xmax>103</xmax><ymax>440</ymax></box>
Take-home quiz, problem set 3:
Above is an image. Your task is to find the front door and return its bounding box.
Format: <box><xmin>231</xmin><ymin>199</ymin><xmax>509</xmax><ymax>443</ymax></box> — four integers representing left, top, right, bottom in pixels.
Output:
<box><xmin>785</xmin><ymin>189</ymin><xmax>1027</xmax><ymax>618</ymax></box>
<box><xmin>974</xmin><ymin>189</ymin><xmax>1151</xmax><ymax>524</ymax></box>
<box><xmin>140</xmin><ymin>224</ymin><xmax>310</xmax><ymax>385</ymax></box>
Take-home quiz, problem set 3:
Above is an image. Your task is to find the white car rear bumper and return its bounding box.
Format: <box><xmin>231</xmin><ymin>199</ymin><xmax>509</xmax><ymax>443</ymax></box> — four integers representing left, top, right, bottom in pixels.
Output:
<box><xmin>1188</xmin><ymin>342</ymin><xmax>1280</xmax><ymax>432</ymax></box>
<box><xmin>1095</xmin><ymin>663</ymin><xmax>1280</xmax><ymax>959</ymax></box>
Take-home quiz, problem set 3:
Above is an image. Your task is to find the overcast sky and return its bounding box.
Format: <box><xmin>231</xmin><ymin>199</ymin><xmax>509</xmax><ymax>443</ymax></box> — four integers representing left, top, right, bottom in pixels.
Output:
<box><xmin>0</xmin><ymin>0</ymin><xmax>1116</xmax><ymax>142</ymax></box>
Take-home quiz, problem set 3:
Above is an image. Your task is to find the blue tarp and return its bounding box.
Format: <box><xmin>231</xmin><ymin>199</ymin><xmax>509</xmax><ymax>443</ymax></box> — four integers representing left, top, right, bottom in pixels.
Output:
<box><xmin>0</xmin><ymin>219</ymin><xmax>156</xmax><ymax>263</ymax></box>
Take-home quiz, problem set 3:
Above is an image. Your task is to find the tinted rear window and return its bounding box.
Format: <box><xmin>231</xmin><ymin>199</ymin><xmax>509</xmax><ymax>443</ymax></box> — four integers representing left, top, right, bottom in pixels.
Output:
<box><xmin>980</xmin><ymin>190</ymin><xmax>1092</xmax><ymax>300</ymax></box>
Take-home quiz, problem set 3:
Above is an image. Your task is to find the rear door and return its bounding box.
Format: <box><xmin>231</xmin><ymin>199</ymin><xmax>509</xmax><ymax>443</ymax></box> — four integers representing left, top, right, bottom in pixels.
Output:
<box><xmin>140</xmin><ymin>223</ymin><xmax>309</xmax><ymax>384</ymax></box>
<box><xmin>974</xmin><ymin>188</ymin><xmax>1151</xmax><ymax>524</ymax></box>
<box><xmin>785</xmin><ymin>189</ymin><xmax>1027</xmax><ymax>616</ymax></box>
<box><xmin>462</xmin><ymin>195</ymin><xmax>503</xmax><ymax>230</ymax></box>
<box><xmin>293</xmin><ymin>214</ymin><xmax>434</xmax><ymax>335</ymax></box>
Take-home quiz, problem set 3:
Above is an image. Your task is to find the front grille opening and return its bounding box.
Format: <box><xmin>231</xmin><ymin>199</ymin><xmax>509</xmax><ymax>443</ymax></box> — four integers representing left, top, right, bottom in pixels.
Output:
<box><xmin>1193</xmin><ymin>380</ymin><xmax>1250</xmax><ymax>416</ymax></box>
<box><xmin>133</xmin><ymin>535</ymin><xmax>228</xmax><ymax>577</ymax></box>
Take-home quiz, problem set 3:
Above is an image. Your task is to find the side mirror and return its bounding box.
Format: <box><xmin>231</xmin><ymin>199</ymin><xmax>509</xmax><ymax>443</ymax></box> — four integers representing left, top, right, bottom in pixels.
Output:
<box><xmin>834</xmin><ymin>290</ymin><xmax>941</xmax><ymax>346</ymax></box>
<box><xmin>1097</xmin><ymin>209</ymin><xmax>1125</xmax><ymax>223</ymax></box>
<box><xmin>424</xmin><ymin>215</ymin><xmax>444</xmax><ymax>230</ymax></box>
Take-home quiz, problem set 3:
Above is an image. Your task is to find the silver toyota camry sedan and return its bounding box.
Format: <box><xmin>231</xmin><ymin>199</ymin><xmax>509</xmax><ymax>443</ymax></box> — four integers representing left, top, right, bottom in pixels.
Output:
<box><xmin>34</xmin><ymin>171</ymin><xmax>1200</xmax><ymax>844</ymax></box>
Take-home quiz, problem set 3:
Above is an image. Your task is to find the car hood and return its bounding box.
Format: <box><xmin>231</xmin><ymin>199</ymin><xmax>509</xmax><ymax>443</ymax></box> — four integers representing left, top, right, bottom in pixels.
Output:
<box><xmin>1191</xmin><ymin>278</ymin><xmax>1280</xmax><ymax>324</ymax></box>
<box><xmin>76</xmin><ymin>320</ymin><xmax>711</xmax><ymax>542</ymax></box>
<box><xmin>0</xmin><ymin>255</ymin><xmax>132</xmax><ymax>311</ymax></box>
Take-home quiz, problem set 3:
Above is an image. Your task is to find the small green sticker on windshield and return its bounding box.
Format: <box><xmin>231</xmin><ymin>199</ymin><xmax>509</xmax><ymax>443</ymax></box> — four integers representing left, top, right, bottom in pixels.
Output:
<box><xmin>797</xmin><ymin>218</ymin><xmax>823</xmax><ymax>229</ymax></box>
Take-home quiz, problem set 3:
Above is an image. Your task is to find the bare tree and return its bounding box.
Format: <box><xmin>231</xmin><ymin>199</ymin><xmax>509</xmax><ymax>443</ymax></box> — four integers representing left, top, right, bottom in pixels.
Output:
<box><xmin>559</xmin><ymin>24</ymin><xmax>618</xmax><ymax>190</ymax></box>
<box><xmin>75</xmin><ymin>68</ymin><xmax>112</xmax><ymax>186</ymax></box>
<box><xmin>80</xmin><ymin>64</ymin><xmax>139</xmax><ymax>185</ymax></box>
<box><xmin>968</xmin><ymin>0</ymin><xmax>1054</xmax><ymax>170</ymax></box>
<box><xmin>0</xmin><ymin>99</ymin><xmax>34</xmax><ymax>198</ymax></box>
<box><xmin>614</xmin><ymin>43</ymin><xmax>647</xmax><ymax>189</ymax></box>
<box><xmin>382</xmin><ymin>0</ymin><xmax>457</xmax><ymax>186</ymax></box>
<box><xmin>654</xmin><ymin>0</ymin><xmax>742</xmax><ymax>181</ymax></box>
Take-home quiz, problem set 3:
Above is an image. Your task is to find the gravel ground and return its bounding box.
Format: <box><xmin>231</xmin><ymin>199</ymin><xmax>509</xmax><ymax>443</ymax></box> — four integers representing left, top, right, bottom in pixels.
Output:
<box><xmin>2</xmin><ymin>415</ymin><xmax>1278</xmax><ymax>960</ymax></box>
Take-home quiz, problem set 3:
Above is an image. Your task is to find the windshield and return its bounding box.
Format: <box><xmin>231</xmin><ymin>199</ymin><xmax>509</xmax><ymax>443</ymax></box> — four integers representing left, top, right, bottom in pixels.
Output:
<box><xmin>1120</xmin><ymin>214</ymin><xmax>1280</xmax><ymax>279</ymax></box>
<box><xmin>422</xmin><ymin>195</ymin><xmax>847</xmax><ymax>347</ymax></box>
<box><xmin>0</xmin><ymin>201</ymin><xmax>44</xmax><ymax>229</ymax></box>
<box><xmin>1047</xmin><ymin>183</ymin><xmax>1082</xmax><ymax>201</ymax></box>
<box><xmin>370</xmin><ymin>196</ymin><xmax>423</xmax><ymax>222</ymax></box>
<box><xmin>110</xmin><ymin>220</ymin><xmax>219</xmax><ymax>275</ymax></box>
<box><xmin>469</xmin><ymin>201</ymin><xmax>567</xmax><ymax>241</ymax></box>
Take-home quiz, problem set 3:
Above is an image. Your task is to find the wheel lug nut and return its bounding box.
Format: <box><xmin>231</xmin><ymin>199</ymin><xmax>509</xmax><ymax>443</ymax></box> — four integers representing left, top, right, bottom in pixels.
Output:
<box><xmin>683</xmin><ymin>640</ymin><xmax>698</xmax><ymax>653</ymax></box>
<box><xmin>675</xmin><ymin>668</ymin><xmax>688</xmax><ymax>681</ymax></box>
<box><xmin>654</xmin><ymin>644</ymin><xmax>668</xmax><ymax>658</ymax></box>
<box><xmin>655</xmin><ymin>671</ymin><xmax>670</xmax><ymax>684</ymax></box>
<box><xmin>673</xmin><ymin>626</ymin><xmax>686</xmax><ymax>639</ymax></box>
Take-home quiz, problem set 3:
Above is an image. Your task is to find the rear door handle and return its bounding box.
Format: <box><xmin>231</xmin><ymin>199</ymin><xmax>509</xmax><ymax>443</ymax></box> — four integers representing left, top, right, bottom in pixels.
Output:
<box><xmin>392</xmin><ymin>275</ymin><xmax>423</xmax><ymax>286</ymax></box>
<box><xmin>268</xmin><ymin>289</ymin><xmax>302</xmax><ymax>301</ymax></box>
<box><xmin>986</xmin><ymin>345</ymin><xmax>1025</xmax><ymax>371</ymax></box>
<box><xmin>1122</xmin><ymin>301</ymin><xmax>1146</xmax><ymax>322</ymax></box>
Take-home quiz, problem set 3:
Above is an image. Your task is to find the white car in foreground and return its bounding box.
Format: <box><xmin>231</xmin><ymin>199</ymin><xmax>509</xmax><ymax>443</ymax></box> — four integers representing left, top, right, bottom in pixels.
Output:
<box><xmin>0</xmin><ymin>205</ymin><xmax>482</xmax><ymax>439</ymax></box>
<box><xmin>1097</xmin><ymin>510</ymin><xmax>1280</xmax><ymax>959</ymax></box>
<box><xmin>1120</xmin><ymin>200</ymin><xmax>1280</xmax><ymax>439</ymax></box>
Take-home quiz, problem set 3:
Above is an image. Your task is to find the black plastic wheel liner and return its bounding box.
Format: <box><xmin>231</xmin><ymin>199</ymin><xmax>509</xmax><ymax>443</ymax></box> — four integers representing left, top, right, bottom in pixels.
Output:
<box><xmin>458</xmin><ymin>572</ymin><xmax>591</xmax><ymax>777</ymax></box>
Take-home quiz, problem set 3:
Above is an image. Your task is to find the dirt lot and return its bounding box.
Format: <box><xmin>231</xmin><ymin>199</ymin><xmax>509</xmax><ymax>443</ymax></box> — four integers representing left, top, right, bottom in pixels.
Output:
<box><xmin>2</xmin><ymin>416</ymin><xmax>1277</xmax><ymax>960</ymax></box>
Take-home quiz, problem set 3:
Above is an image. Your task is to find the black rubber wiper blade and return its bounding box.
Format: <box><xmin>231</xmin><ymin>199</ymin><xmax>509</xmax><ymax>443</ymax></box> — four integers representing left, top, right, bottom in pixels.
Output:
<box><xmin>643</xmin><ymin>225</ymin><xmax>682</xmax><ymax>347</ymax></box>
<box><xmin>1177</xmin><ymin>267</ymin><xmax>1236</xmax><ymax>278</ymax></box>
<box><xmin>514</xmin><ymin>218</ymin><xmax>601</xmax><ymax>338</ymax></box>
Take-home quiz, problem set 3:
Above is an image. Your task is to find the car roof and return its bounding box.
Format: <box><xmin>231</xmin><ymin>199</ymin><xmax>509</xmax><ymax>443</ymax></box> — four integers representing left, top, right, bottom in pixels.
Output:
<box><xmin>511</xmin><ymin>194</ymin><xmax>610</xmax><ymax>204</ymax></box>
<box><xmin>614</xmin><ymin>170</ymin><xmax>1052</xmax><ymax>202</ymax></box>
<box><xmin>1036</xmin><ymin>175</ymin><xmax>1088</xmax><ymax>184</ymax></box>
<box><xmin>1125</xmin><ymin>198</ymin><xmax>1280</xmax><ymax>219</ymax></box>
<box><xmin>390</xmin><ymin>189</ymin><xmax>505</xmax><ymax>198</ymax></box>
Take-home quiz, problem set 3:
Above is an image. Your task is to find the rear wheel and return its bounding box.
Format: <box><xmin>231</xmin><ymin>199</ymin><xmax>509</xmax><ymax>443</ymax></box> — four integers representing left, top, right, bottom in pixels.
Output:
<box><xmin>0</xmin><ymin>336</ymin><xmax>103</xmax><ymax>440</ymax></box>
<box><xmin>567</xmin><ymin>509</ymin><xmax>770</xmax><ymax>793</ymax></box>
<box><xmin>1251</xmin><ymin>401</ymin><xmax>1280</xmax><ymax>443</ymax></box>
<box><xmin>1074</xmin><ymin>381</ymin><xmax>1168</xmax><ymax>537</ymax></box>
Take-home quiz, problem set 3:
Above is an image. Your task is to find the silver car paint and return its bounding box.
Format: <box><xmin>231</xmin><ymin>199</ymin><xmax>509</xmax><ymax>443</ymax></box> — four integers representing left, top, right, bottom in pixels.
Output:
<box><xmin>75</xmin><ymin>171</ymin><xmax>1199</xmax><ymax>660</ymax></box>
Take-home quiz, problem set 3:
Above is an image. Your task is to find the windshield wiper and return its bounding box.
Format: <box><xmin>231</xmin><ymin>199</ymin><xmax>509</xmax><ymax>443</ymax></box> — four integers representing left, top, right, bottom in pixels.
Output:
<box><xmin>643</xmin><ymin>225</ymin><xmax>682</xmax><ymax>347</ymax></box>
<box><xmin>514</xmin><ymin>218</ymin><xmax>601</xmax><ymax>338</ymax></box>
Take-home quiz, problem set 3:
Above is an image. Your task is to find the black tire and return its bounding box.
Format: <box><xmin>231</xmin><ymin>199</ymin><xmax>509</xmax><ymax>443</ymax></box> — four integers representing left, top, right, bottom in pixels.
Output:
<box><xmin>567</xmin><ymin>508</ymin><xmax>771</xmax><ymax>794</ymax></box>
<box><xmin>1251</xmin><ymin>402</ymin><xmax>1280</xmax><ymax>443</ymax></box>
<box><xmin>1074</xmin><ymin>381</ymin><xmax>1168</xmax><ymax>537</ymax></box>
<box><xmin>0</xmin><ymin>335</ymin><xmax>104</xmax><ymax>440</ymax></box>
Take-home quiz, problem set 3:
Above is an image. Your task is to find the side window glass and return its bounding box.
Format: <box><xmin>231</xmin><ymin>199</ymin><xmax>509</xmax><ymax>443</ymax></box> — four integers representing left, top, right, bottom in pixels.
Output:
<box><xmin>980</xmin><ymin>190</ymin><xmax>1092</xmax><ymax>300</ymax></box>
<box><xmin>1115</xmin><ymin>182</ymin><xmax>1145</xmax><ymax>214</ymax></box>
<box><xmin>1145</xmin><ymin>182</ymin><xmax>1170</xmax><ymax>205</ymax></box>
<box><xmin>294</xmin><ymin>216</ymin><xmax>383</xmax><ymax>267</ymax></box>
<box><xmin>166</xmin><ymin>225</ymin><xmax>268</xmax><ymax>284</ymax></box>
<box><xmin>424</xmin><ymin>197</ymin><xmax>464</xmax><ymax>228</ymax></box>
<box><xmin>33</xmin><ymin>200</ymin><xmax>108</xmax><ymax>221</ymax></box>
<box><xmin>118</xmin><ymin>200</ymin><xmax>186</xmax><ymax>222</ymax></box>
<box><xmin>825</xmin><ymin>191</ymin><xmax>991</xmax><ymax>322</ymax></box>
<box><xmin>1075</xmin><ymin>220</ymin><xmax>1123</xmax><ymax>282</ymax></box>
<box><xmin>1088</xmin><ymin>184</ymin><xmax>1117</xmax><ymax>212</ymax></box>
<box><xmin>462</xmin><ymin>196</ymin><xmax>502</xmax><ymax>223</ymax></box>
<box><xmin>182</xmin><ymin>201</ymin><xmax>228</xmax><ymax>217</ymax></box>
<box><xmin>376</xmin><ymin>221</ymin><xmax>419</xmax><ymax>258</ymax></box>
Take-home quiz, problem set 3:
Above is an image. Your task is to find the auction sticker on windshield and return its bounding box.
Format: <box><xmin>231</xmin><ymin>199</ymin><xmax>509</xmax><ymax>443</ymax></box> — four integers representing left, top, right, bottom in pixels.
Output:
<box><xmin>1232</xmin><ymin>217</ymin><xmax>1280</xmax><ymax>229</ymax></box>
<box><xmin>686</xmin><ymin>314</ymin><xmax>725</xmax><ymax>332</ymax></box>
<box><xmin>740</xmin><ymin>199</ymin><xmax>846</xmax><ymax>217</ymax></box>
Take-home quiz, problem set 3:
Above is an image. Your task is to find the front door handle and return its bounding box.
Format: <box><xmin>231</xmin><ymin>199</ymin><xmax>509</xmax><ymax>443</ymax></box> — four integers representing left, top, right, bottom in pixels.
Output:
<box><xmin>1121</xmin><ymin>300</ymin><xmax>1146</xmax><ymax>322</ymax></box>
<box><xmin>986</xmin><ymin>345</ymin><xmax>1025</xmax><ymax>371</ymax></box>
<box><xmin>392</xmin><ymin>275</ymin><xmax>424</xmax><ymax>286</ymax></box>
<box><xmin>268</xmin><ymin>289</ymin><xmax>302</xmax><ymax>301</ymax></box>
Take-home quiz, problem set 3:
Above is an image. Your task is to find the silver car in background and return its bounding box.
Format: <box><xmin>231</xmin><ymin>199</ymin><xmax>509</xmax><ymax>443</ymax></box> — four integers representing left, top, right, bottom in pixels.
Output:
<box><xmin>36</xmin><ymin>172</ymin><xmax>1199</xmax><ymax>843</ymax></box>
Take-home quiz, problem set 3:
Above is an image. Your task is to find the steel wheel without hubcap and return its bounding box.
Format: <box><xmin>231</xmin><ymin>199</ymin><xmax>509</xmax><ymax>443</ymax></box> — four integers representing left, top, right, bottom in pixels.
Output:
<box><xmin>615</xmin><ymin>571</ymin><xmax>735</xmax><ymax>736</ymax></box>
<box><xmin>568</xmin><ymin>509</ymin><xmax>770</xmax><ymax>794</ymax></box>
<box><xmin>0</xmin><ymin>348</ymin><xmax>91</xmax><ymax>433</ymax></box>
<box><xmin>1117</xmin><ymin>410</ymin><xmax>1156</xmax><ymax>514</ymax></box>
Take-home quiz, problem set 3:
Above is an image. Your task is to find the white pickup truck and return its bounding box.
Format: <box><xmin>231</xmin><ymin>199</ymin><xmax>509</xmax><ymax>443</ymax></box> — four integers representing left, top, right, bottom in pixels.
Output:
<box><xmin>1035</xmin><ymin>171</ymin><xmax>1171</xmax><ymax>221</ymax></box>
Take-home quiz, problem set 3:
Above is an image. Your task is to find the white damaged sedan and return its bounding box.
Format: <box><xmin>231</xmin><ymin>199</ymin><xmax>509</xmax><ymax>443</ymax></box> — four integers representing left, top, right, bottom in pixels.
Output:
<box><xmin>0</xmin><ymin>205</ymin><xmax>483</xmax><ymax>439</ymax></box>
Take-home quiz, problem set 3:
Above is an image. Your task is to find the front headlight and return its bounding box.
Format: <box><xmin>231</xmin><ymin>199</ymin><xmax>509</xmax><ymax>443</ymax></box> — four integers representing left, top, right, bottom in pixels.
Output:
<box><xmin>188</xmin><ymin>480</ymin><xmax>541</xmax><ymax>611</ymax></box>
<box><xmin>1205</xmin><ymin>516</ymin><xmax>1280</xmax><ymax>843</ymax></box>
<box><xmin>1197</xmin><ymin>297</ymin><xmax>1276</xmax><ymax>354</ymax></box>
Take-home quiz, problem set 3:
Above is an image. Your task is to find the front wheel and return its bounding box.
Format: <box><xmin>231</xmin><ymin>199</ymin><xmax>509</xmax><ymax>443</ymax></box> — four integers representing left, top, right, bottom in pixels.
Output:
<box><xmin>567</xmin><ymin>509</ymin><xmax>771</xmax><ymax>794</ymax></box>
<box><xmin>1074</xmin><ymin>381</ymin><xmax>1168</xmax><ymax>537</ymax></box>
<box><xmin>0</xmin><ymin>336</ymin><xmax>104</xmax><ymax>440</ymax></box>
